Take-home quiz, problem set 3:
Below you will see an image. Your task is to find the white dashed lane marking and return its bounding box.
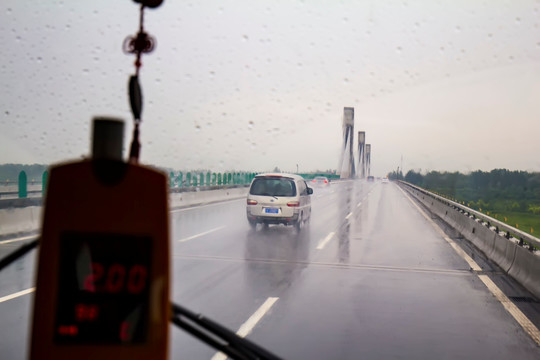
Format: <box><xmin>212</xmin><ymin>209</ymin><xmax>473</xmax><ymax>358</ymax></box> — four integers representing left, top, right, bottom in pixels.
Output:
<box><xmin>0</xmin><ymin>288</ymin><xmax>35</xmax><ymax>304</ymax></box>
<box><xmin>211</xmin><ymin>297</ymin><xmax>279</xmax><ymax>360</ymax></box>
<box><xmin>316</xmin><ymin>232</ymin><xmax>336</xmax><ymax>250</ymax></box>
<box><xmin>177</xmin><ymin>226</ymin><xmax>226</xmax><ymax>243</ymax></box>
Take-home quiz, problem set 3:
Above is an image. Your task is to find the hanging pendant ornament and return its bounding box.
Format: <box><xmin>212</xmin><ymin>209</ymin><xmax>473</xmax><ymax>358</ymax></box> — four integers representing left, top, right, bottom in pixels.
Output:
<box><xmin>123</xmin><ymin>0</ymin><xmax>164</xmax><ymax>163</ymax></box>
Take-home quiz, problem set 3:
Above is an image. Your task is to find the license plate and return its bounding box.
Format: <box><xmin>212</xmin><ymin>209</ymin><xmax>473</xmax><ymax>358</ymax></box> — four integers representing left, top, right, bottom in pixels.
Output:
<box><xmin>264</xmin><ymin>208</ymin><xmax>279</xmax><ymax>214</ymax></box>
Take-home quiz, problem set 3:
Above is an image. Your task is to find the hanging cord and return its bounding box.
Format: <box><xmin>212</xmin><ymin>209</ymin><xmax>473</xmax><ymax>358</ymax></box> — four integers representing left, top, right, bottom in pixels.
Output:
<box><xmin>123</xmin><ymin>2</ymin><xmax>159</xmax><ymax>163</ymax></box>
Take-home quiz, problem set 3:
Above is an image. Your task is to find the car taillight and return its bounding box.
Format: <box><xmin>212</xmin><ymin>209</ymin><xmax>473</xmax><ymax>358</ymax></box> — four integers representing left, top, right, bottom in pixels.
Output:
<box><xmin>247</xmin><ymin>199</ymin><xmax>257</xmax><ymax>205</ymax></box>
<box><xmin>312</xmin><ymin>179</ymin><xmax>316</xmax><ymax>182</ymax></box>
<box><xmin>324</xmin><ymin>180</ymin><xmax>328</xmax><ymax>183</ymax></box>
<box><xmin>287</xmin><ymin>201</ymin><xmax>299</xmax><ymax>207</ymax></box>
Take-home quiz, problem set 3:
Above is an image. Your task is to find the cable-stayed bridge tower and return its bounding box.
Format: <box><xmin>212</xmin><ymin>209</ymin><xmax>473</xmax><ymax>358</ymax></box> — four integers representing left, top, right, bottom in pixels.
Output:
<box><xmin>357</xmin><ymin>131</ymin><xmax>366</xmax><ymax>178</ymax></box>
<box><xmin>339</xmin><ymin>107</ymin><xmax>355</xmax><ymax>179</ymax></box>
<box><xmin>366</xmin><ymin>144</ymin><xmax>371</xmax><ymax>177</ymax></box>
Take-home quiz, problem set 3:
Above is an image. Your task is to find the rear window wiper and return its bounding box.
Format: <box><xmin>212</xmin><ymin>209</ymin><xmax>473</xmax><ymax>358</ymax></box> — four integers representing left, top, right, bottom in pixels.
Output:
<box><xmin>171</xmin><ymin>303</ymin><xmax>283</xmax><ymax>360</ymax></box>
<box><xmin>259</xmin><ymin>193</ymin><xmax>279</xmax><ymax>199</ymax></box>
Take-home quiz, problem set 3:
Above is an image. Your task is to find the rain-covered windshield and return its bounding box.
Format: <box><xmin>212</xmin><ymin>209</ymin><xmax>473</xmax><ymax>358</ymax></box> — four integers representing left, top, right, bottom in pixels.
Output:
<box><xmin>1</xmin><ymin>1</ymin><xmax>540</xmax><ymax>360</ymax></box>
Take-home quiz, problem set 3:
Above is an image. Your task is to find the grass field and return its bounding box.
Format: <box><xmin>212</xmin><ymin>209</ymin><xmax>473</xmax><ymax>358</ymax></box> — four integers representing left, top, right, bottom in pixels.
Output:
<box><xmin>477</xmin><ymin>209</ymin><xmax>540</xmax><ymax>240</ymax></box>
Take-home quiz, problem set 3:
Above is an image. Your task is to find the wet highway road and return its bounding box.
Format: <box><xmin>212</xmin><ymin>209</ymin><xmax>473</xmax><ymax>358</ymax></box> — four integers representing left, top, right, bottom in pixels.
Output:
<box><xmin>1</xmin><ymin>180</ymin><xmax>540</xmax><ymax>359</ymax></box>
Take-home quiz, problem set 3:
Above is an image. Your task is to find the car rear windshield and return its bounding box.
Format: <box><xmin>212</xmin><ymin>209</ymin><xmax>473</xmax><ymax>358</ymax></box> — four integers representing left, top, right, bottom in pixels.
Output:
<box><xmin>250</xmin><ymin>177</ymin><xmax>297</xmax><ymax>197</ymax></box>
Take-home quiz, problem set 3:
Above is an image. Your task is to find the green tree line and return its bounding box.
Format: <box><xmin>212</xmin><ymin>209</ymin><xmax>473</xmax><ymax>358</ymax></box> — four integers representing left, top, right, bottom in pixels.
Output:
<box><xmin>404</xmin><ymin>169</ymin><xmax>540</xmax><ymax>214</ymax></box>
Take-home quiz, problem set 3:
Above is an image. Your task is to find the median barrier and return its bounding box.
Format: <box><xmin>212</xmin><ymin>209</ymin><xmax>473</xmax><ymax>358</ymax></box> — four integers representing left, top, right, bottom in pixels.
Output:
<box><xmin>169</xmin><ymin>186</ymin><xmax>248</xmax><ymax>209</ymax></box>
<box><xmin>491</xmin><ymin>233</ymin><xmax>516</xmax><ymax>273</ymax></box>
<box><xmin>462</xmin><ymin>219</ymin><xmax>497</xmax><ymax>260</ymax></box>
<box><xmin>0</xmin><ymin>206</ymin><xmax>42</xmax><ymax>237</ymax></box>
<box><xmin>0</xmin><ymin>186</ymin><xmax>249</xmax><ymax>237</ymax></box>
<box><xmin>508</xmin><ymin>245</ymin><xmax>540</xmax><ymax>301</ymax></box>
<box><xmin>399</xmin><ymin>181</ymin><xmax>540</xmax><ymax>300</ymax></box>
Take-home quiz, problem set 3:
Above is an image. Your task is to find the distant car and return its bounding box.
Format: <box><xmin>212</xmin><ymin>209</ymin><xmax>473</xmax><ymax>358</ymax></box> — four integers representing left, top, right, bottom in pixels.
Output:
<box><xmin>246</xmin><ymin>173</ymin><xmax>312</xmax><ymax>230</ymax></box>
<box><xmin>367</xmin><ymin>176</ymin><xmax>375</xmax><ymax>182</ymax></box>
<box><xmin>311</xmin><ymin>176</ymin><xmax>330</xmax><ymax>186</ymax></box>
<box><xmin>382</xmin><ymin>177</ymin><xmax>389</xmax><ymax>183</ymax></box>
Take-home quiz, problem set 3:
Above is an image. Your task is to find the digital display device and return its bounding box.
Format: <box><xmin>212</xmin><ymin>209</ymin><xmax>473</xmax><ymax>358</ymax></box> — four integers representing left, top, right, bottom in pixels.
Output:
<box><xmin>30</xmin><ymin>160</ymin><xmax>170</xmax><ymax>360</ymax></box>
<box><xmin>55</xmin><ymin>232</ymin><xmax>152</xmax><ymax>344</ymax></box>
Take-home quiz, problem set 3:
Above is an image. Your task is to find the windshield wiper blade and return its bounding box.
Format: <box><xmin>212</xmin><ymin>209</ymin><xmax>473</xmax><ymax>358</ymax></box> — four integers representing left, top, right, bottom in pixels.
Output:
<box><xmin>171</xmin><ymin>303</ymin><xmax>283</xmax><ymax>360</ymax></box>
<box><xmin>0</xmin><ymin>238</ymin><xmax>38</xmax><ymax>272</ymax></box>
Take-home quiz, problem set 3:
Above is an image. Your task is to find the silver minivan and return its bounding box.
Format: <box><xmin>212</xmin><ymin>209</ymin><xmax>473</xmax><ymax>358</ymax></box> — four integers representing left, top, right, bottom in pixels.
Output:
<box><xmin>246</xmin><ymin>173</ymin><xmax>313</xmax><ymax>230</ymax></box>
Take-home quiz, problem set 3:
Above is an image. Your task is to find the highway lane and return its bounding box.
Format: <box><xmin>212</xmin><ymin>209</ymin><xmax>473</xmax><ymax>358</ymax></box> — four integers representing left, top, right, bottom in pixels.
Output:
<box><xmin>169</xmin><ymin>180</ymin><xmax>540</xmax><ymax>359</ymax></box>
<box><xmin>1</xmin><ymin>180</ymin><xmax>540</xmax><ymax>359</ymax></box>
<box><xmin>0</xmin><ymin>236</ymin><xmax>37</xmax><ymax>359</ymax></box>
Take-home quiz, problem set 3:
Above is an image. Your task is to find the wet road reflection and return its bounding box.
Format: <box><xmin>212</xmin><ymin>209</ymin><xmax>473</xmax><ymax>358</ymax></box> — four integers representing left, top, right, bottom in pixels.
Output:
<box><xmin>337</xmin><ymin>184</ymin><xmax>352</xmax><ymax>264</ymax></box>
<box><xmin>244</xmin><ymin>225</ymin><xmax>310</xmax><ymax>296</ymax></box>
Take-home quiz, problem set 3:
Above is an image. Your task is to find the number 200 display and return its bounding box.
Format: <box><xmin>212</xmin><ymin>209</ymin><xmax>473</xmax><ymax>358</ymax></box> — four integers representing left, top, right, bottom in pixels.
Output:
<box><xmin>84</xmin><ymin>263</ymin><xmax>148</xmax><ymax>294</ymax></box>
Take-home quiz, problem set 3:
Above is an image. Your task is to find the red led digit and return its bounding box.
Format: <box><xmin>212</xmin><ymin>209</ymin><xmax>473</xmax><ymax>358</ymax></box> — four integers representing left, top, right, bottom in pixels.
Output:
<box><xmin>75</xmin><ymin>304</ymin><xmax>85</xmax><ymax>321</ymax></box>
<box><xmin>120</xmin><ymin>321</ymin><xmax>130</xmax><ymax>342</ymax></box>
<box><xmin>106</xmin><ymin>264</ymin><xmax>126</xmax><ymax>293</ymax></box>
<box><xmin>58</xmin><ymin>325</ymin><xmax>79</xmax><ymax>336</ymax></box>
<box><xmin>83</xmin><ymin>262</ymin><xmax>104</xmax><ymax>292</ymax></box>
<box><xmin>88</xmin><ymin>304</ymin><xmax>99</xmax><ymax>321</ymax></box>
<box><xmin>75</xmin><ymin>304</ymin><xmax>100</xmax><ymax>321</ymax></box>
<box><xmin>70</xmin><ymin>325</ymin><xmax>79</xmax><ymax>336</ymax></box>
<box><xmin>127</xmin><ymin>265</ymin><xmax>148</xmax><ymax>294</ymax></box>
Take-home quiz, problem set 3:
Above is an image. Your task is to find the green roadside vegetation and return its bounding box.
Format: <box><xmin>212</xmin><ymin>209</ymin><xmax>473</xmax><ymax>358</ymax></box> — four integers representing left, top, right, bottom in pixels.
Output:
<box><xmin>494</xmin><ymin>212</ymin><xmax>540</xmax><ymax>236</ymax></box>
<box><xmin>393</xmin><ymin>169</ymin><xmax>540</xmax><ymax>239</ymax></box>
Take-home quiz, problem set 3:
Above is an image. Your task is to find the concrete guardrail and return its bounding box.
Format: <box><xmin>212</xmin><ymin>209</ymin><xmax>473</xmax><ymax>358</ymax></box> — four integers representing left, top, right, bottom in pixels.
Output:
<box><xmin>0</xmin><ymin>186</ymin><xmax>249</xmax><ymax>238</ymax></box>
<box><xmin>398</xmin><ymin>180</ymin><xmax>540</xmax><ymax>300</ymax></box>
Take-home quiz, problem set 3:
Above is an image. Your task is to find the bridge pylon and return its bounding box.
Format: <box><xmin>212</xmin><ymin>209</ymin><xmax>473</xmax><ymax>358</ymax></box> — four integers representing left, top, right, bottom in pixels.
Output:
<box><xmin>339</xmin><ymin>107</ymin><xmax>356</xmax><ymax>179</ymax></box>
<box><xmin>357</xmin><ymin>131</ymin><xmax>366</xmax><ymax>178</ymax></box>
<box><xmin>366</xmin><ymin>144</ymin><xmax>371</xmax><ymax>177</ymax></box>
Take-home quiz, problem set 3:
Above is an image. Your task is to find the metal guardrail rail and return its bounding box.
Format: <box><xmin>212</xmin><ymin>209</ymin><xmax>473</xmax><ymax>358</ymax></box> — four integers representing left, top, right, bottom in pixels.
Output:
<box><xmin>399</xmin><ymin>180</ymin><xmax>540</xmax><ymax>251</ymax></box>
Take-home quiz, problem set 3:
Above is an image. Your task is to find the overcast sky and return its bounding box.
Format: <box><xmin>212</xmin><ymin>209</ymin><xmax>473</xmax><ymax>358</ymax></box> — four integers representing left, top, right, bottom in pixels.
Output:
<box><xmin>1</xmin><ymin>1</ymin><xmax>540</xmax><ymax>176</ymax></box>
